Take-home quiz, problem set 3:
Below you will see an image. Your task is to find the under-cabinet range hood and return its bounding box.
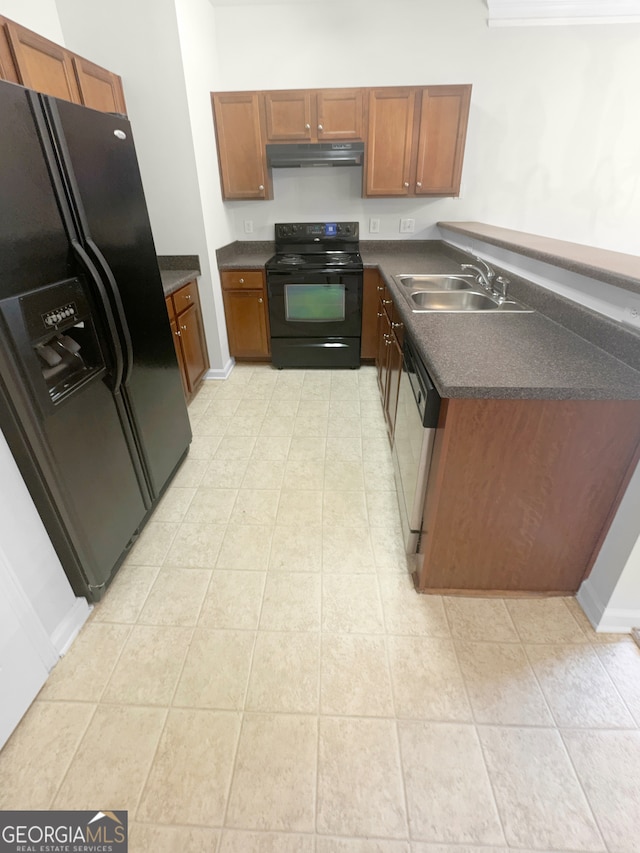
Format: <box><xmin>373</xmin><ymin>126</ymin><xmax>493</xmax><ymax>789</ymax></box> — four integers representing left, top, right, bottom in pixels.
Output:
<box><xmin>266</xmin><ymin>141</ymin><xmax>364</xmax><ymax>168</ymax></box>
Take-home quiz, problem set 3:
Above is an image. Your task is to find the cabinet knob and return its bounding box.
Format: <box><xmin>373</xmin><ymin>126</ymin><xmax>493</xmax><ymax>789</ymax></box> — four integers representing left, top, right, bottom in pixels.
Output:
<box><xmin>403</xmin><ymin>181</ymin><xmax>409</xmax><ymax>187</ymax></box>
<box><xmin>185</xmin><ymin>293</ymin><xmax>192</xmax><ymax>300</ymax></box>
<box><xmin>392</xmin><ymin>321</ymin><xmax>402</xmax><ymax>328</ymax></box>
<box><xmin>385</xmin><ymin>339</ymin><xmax>392</xmax><ymax>346</ymax></box>
<box><xmin>304</xmin><ymin>123</ymin><xmax>311</xmax><ymax>130</ymax></box>
<box><xmin>383</xmin><ymin>299</ymin><xmax>392</xmax><ymax>305</ymax></box>
<box><xmin>181</xmin><ymin>324</ymin><xmax>187</xmax><ymax>331</ymax></box>
<box><xmin>416</xmin><ymin>181</ymin><xmax>422</xmax><ymax>188</ymax></box>
<box><xmin>239</xmin><ymin>278</ymin><xmax>244</xmax><ymax>283</ymax></box>
<box><xmin>317</xmin><ymin>124</ymin><xmax>323</xmax><ymax>131</ymax></box>
<box><xmin>376</xmin><ymin>312</ymin><xmax>383</xmax><ymax>317</ymax></box>
<box><xmin>258</xmin><ymin>297</ymin><xmax>263</xmax><ymax>303</ymax></box>
<box><xmin>175</xmin><ymin>330</ymin><xmax>181</xmax><ymax>337</ymax></box>
<box><xmin>258</xmin><ymin>185</ymin><xmax>265</xmax><ymax>191</ymax></box>
<box><xmin>377</xmin><ymin>285</ymin><xmax>384</xmax><ymax>292</ymax></box>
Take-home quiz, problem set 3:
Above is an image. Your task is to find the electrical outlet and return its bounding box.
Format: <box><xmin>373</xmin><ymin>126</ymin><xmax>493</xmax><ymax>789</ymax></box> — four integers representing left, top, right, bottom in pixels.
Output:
<box><xmin>244</xmin><ymin>220</ymin><xmax>254</xmax><ymax>234</ymax></box>
<box><xmin>623</xmin><ymin>304</ymin><xmax>640</xmax><ymax>330</ymax></box>
<box><xmin>400</xmin><ymin>218</ymin><xmax>415</xmax><ymax>233</ymax></box>
<box><xmin>369</xmin><ymin>218</ymin><xmax>380</xmax><ymax>234</ymax></box>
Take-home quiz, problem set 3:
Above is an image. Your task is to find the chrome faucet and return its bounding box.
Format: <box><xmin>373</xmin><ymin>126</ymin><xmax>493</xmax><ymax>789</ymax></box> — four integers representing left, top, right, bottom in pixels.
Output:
<box><xmin>461</xmin><ymin>253</ymin><xmax>510</xmax><ymax>302</ymax></box>
<box><xmin>461</xmin><ymin>262</ymin><xmax>493</xmax><ymax>291</ymax></box>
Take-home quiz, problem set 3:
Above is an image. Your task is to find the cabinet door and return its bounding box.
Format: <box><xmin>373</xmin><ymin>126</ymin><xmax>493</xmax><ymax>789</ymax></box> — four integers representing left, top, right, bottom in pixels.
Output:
<box><xmin>376</xmin><ymin>303</ymin><xmax>392</xmax><ymax>398</ymax></box>
<box><xmin>415</xmin><ymin>85</ymin><xmax>471</xmax><ymax>196</ymax></box>
<box><xmin>384</xmin><ymin>334</ymin><xmax>403</xmax><ymax>441</ymax></box>
<box><xmin>361</xmin><ymin>270</ymin><xmax>384</xmax><ymax>360</ymax></box>
<box><xmin>263</xmin><ymin>90</ymin><xmax>313</xmax><ymax>141</ymax></box>
<box><xmin>73</xmin><ymin>56</ymin><xmax>126</xmax><ymax>114</ymax></box>
<box><xmin>178</xmin><ymin>302</ymin><xmax>209</xmax><ymax>392</ymax></box>
<box><xmin>223</xmin><ymin>290</ymin><xmax>270</xmax><ymax>358</ymax></box>
<box><xmin>211</xmin><ymin>92</ymin><xmax>270</xmax><ymax>200</ymax></box>
<box><xmin>170</xmin><ymin>318</ymin><xmax>189</xmax><ymax>398</ymax></box>
<box><xmin>316</xmin><ymin>89</ymin><xmax>363</xmax><ymax>140</ymax></box>
<box><xmin>0</xmin><ymin>20</ymin><xmax>19</xmax><ymax>83</ymax></box>
<box><xmin>365</xmin><ymin>88</ymin><xmax>416</xmax><ymax>197</ymax></box>
<box><xmin>5</xmin><ymin>21</ymin><xmax>80</xmax><ymax>103</ymax></box>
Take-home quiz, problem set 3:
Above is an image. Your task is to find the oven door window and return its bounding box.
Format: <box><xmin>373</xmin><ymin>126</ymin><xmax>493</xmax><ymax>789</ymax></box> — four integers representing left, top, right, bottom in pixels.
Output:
<box><xmin>284</xmin><ymin>284</ymin><xmax>345</xmax><ymax>322</ymax></box>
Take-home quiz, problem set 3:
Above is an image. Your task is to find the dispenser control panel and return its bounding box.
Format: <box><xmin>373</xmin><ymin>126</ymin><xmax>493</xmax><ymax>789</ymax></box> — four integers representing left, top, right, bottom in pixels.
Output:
<box><xmin>42</xmin><ymin>302</ymin><xmax>77</xmax><ymax>329</ymax></box>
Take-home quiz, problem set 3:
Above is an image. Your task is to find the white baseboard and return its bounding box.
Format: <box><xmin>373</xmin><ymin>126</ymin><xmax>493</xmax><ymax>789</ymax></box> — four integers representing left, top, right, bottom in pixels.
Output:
<box><xmin>577</xmin><ymin>579</ymin><xmax>640</xmax><ymax>634</ymax></box>
<box><xmin>49</xmin><ymin>597</ymin><xmax>92</xmax><ymax>658</ymax></box>
<box><xmin>204</xmin><ymin>358</ymin><xmax>234</xmax><ymax>381</ymax></box>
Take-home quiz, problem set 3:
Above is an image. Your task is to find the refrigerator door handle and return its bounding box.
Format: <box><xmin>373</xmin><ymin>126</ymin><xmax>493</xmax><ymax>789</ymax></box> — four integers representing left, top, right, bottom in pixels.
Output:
<box><xmin>71</xmin><ymin>240</ymin><xmax>125</xmax><ymax>393</ymax></box>
<box><xmin>84</xmin><ymin>239</ymin><xmax>134</xmax><ymax>387</ymax></box>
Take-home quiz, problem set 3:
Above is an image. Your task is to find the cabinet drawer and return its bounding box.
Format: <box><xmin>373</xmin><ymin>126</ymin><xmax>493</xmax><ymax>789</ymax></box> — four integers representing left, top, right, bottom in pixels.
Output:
<box><xmin>165</xmin><ymin>295</ymin><xmax>175</xmax><ymax>320</ymax></box>
<box><xmin>173</xmin><ymin>280</ymin><xmax>198</xmax><ymax>314</ymax></box>
<box><xmin>221</xmin><ymin>270</ymin><xmax>264</xmax><ymax>290</ymax></box>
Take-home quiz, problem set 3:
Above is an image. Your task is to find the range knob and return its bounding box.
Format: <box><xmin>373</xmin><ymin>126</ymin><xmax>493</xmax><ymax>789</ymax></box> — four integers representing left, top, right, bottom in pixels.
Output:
<box><xmin>280</xmin><ymin>225</ymin><xmax>291</xmax><ymax>237</ymax></box>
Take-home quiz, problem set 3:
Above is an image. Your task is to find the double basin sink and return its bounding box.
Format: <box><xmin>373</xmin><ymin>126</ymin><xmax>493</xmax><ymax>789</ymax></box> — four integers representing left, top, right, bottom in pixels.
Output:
<box><xmin>393</xmin><ymin>274</ymin><xmax>533</xmax><ymax>313</ymax></box>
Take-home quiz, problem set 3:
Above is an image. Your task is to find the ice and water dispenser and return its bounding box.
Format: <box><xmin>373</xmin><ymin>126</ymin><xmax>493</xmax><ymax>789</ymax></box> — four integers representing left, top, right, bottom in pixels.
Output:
<box><xmin>0</xmin><ymin>277</ymin><xmax>106</xmax><ymax>413</ymax></box>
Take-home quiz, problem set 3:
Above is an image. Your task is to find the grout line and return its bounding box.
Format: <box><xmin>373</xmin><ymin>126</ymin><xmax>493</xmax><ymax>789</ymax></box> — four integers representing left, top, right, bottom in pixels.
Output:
<box><xmin>43</xmin><ymin>699</ymin><xmax>100</xmax><ymax>808</ymax></box>
<box><xmin>445</xmin><ymin>601</ymin><xmax>509</xmax><ymax>848</ymax></box>
<box><xmin>557</xmin><ymin>728</ymin><xmax>612</xmax><ymax>853</ymax></box>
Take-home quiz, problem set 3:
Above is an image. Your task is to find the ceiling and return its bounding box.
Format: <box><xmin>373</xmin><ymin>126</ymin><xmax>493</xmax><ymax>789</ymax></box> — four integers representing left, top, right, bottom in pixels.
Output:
<box><xmin>206</xmin><ymin>0</ymin><xmax>640</xmax><ymax>23</ymax></box>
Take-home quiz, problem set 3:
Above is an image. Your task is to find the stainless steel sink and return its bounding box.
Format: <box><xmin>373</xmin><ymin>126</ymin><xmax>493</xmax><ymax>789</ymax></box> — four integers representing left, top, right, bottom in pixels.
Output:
<box><xmin>394</xmin><ymin>274</ymin><xmax>475</xmax><ymax>291</ymax></box>
<box><xmin>407</xmin><ymin>289</ymin><xmax>533</xmax><ymax>313</ymax></box>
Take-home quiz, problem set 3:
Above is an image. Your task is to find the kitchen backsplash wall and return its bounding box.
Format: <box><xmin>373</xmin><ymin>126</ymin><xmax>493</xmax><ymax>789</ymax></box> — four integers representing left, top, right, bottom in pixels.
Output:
<box><xmin>227</xmin><ymin>166</ymin><xmax>467</xmax><ymax>242</ymax></box>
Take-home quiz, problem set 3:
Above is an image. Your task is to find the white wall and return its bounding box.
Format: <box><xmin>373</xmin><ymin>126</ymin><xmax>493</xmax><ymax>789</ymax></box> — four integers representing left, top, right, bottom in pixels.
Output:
<box><xmin>578</xmin><ymin>459</ymin><xmax>640</xmax><ymax>632</ymax></box>
<box><xmin>53</xmin><ymin>0</ymin><xmax>231</xmax><ymax>369</ymax></box>
<box><xmin>175</xmin><ymin>0</ymin><xmax>234</xmax><ymax>373</ymax></box>
<box><xmin>0</xmin><ymin>0</ymin><xmax>63</xmax><ymax>41</ymax></box>
<box><xmin>212</xmin><ymin>0</ymin><xmax>640</xmax><ymax>255</ymax></box>
<box><xmin>0</xmin><ymin>433</ymin><xmax>89</xmax><ymax>651</ymax></box>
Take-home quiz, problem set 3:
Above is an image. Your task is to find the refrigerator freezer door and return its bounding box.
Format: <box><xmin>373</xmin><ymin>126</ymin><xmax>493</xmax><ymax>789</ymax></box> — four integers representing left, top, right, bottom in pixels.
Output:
<box><xmin>46</xmin><ymin>98</ymin><xmax>192</xmax><ymax>498</ymax></box>
<box><xmin>0</xmin><ymin>80</ymin><xmax>148</xmax><ymax>598</ymax></box>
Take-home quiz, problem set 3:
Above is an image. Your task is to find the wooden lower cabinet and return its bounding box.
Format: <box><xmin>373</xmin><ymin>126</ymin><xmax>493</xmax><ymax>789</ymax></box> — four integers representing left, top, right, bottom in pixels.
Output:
<box><xmin>416</xmin><ymin>397</ymin><xmax>640</xmax><ymax>595</ymax></box>
<box><xmin>165</xmin><ymin>279</ymin><xmax>209</xmax><ymax>402</ymax></box>
<box><xmin>375</xmin><ymin>282</ymin><xmax>404</xmax><ymax>442</ymax></box>
<box><xmin>361</xmin><ymin>269</ymin><xmax>382</xmax><ymax>360</ymax></box>
<box><xmin>220</xmin><ymin>270</ymin><xmax>270</xmax><ymax>359</ymax></box>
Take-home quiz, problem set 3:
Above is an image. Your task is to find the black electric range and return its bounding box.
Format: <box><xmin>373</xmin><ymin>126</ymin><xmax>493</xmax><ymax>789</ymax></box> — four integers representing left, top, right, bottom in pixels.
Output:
<box><xmin>265</xmin><ymin>221</ymin><xmax>363</xmax><ymax>369</ymax></box>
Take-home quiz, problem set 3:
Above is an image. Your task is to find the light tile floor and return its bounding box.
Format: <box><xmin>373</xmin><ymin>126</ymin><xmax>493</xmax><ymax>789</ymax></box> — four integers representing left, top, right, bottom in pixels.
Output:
<box><xmin>2</xmin><ymin>365</ymin><xmax>640</xmax><ymax>853</ymax></box>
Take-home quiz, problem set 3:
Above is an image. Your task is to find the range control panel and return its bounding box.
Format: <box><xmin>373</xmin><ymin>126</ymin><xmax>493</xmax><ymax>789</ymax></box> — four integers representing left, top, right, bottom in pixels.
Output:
<box><xmin>275</xmin><ymin>221</ymin><xmax>359</xmax><ymax>242</ymax></box>
<box><xmin>42</xmin><ymin>302</ymin><xmax>78</xmax><ymax>329</ymax></box>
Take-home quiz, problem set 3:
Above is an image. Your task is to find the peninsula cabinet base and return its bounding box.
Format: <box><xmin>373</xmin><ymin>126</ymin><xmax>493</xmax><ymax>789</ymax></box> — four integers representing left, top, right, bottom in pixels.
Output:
<box><xmin>415</xmin><ymin>397</ymin><xmax>640</xmax><ymax>595</ymax></box>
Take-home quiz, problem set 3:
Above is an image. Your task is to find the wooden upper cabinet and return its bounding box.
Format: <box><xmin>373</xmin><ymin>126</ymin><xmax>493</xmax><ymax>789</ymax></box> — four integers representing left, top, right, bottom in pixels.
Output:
<box><xmin>0</xmin><ymin>20</ymin><xmax>19</xmax><ymax>82</ymax></box>
<box><xmin>262</xmin><ymin>88</ymin><xmax>364</xmax><ymax>142</ymax></box>
<box><xmin>263</xmin><ymin>90</ymin><xmax>313</xmax><ymax>141</ymax></box>
<box><xmin>4</xmin><ymin>20</ymin><xmax>80</xmax><ymax>102</ymax></box>
<box><xmin>73</xmin><ymin>56</ymin><xmax>126</xmax><ymax>114</ymax></box>
<box><xmin>0</xmin><ymin>16</ymin><xmax>127</xmax><ymax>116</ymax></box>
<box><xmin>211</xmin><ymin>91</ymin><xmax>270</xmax><ymax>200</ymax></box>
<box><xmin>315</xmin><ymin>89</ymin><xmax>363</xmax><ymax>140</ymax></box>
<box><xmin>365</xmin><ymin>88</ymin><xmax>416</xmax><ymax>197</ymax></box>
<box><xmin>415</xmin><ymin>85</ymin><xmax>471</xmax><ymax>196</ymax></box>
<box><xmin>365</xmin><ymin>84</ymin><xmax>471</xmax><ymax>198</ymax></box>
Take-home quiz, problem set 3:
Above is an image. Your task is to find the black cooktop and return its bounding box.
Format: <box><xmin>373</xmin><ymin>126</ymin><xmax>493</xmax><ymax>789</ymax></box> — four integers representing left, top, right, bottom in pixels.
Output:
<box><xmin>266</xmin><ymin>221</ymin><xmax>363</xmax><ymax>273</ymax></box>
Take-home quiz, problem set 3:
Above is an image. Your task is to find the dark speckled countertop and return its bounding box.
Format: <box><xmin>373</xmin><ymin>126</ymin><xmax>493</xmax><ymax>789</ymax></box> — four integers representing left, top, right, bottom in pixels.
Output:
<box><xmin>160</xmin><ymin>269</ymin><xmax>200</xmax><ymax>297</ymax></box>
<box><xmin>158</xmin><ymin>255</ymin><xmax>201</xmax><ymax>297</ymax></box>
<box><xmin>217</xmin><ymin>239</ymin><xmax>640</xmax><ymax>400</ymax></box>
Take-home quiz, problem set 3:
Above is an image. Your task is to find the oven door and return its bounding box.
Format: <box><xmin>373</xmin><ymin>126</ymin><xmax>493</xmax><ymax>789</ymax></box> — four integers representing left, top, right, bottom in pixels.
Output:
<box><xmin>267</xmin><ymin>272</ymin><xmax>362</xmax><ymax>338</ymax></box>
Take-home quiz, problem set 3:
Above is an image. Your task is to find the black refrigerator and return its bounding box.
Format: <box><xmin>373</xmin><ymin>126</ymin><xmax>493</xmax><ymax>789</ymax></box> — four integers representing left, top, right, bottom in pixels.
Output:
<box><xmin>0</xmin><ymin>79</ymin><xmax>192</xmax><ymax>602</ymax></box>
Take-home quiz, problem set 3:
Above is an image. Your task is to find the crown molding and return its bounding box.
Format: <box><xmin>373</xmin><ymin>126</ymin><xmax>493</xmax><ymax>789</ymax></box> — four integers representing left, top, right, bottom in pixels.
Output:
<box><xmin>487</xmin><ymin>0</ymin><xmax>640</xmax><ymax>26</ymax></box>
